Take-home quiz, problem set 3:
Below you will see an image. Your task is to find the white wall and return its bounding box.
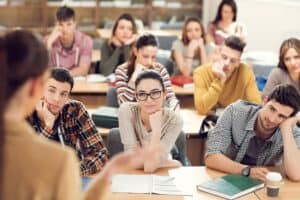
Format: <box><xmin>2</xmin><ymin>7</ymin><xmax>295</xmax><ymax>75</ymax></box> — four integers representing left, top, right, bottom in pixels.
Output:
<box><xmin>203</xmin><ymin>0</ymin><xmax>300</xmax><ymax>53</ymax></box>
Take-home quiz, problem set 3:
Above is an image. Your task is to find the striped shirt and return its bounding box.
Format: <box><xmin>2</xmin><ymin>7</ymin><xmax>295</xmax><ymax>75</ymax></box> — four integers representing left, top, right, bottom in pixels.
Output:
<box><xmin>115</xmin><ymin>62</ymin><xmax>178</xmax><ymax>108</ymax></box>
<box><xmin>28</xmin><ymin>100</ymin><xmax>109</xmax><ymax>176</ymax></box>
<box><xmin>206</xmin><ymin>100</ymin><xmax>300</xmax><ymax>166</ymax></box>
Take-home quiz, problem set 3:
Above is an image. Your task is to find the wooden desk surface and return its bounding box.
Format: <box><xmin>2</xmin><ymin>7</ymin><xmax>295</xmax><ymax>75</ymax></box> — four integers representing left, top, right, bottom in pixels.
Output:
<box><xmin>89</xmin><ymin>108</ymin><xmax>202</xmax><ymax>136</ymax></box>
<box><xmin>97</xmin><ymin>28</ymin><xmax>181</xmax><ymax>39</ymax></box>
<box><xmin>107</xmin><ymin>166</ymin><xmax>259</xmax><ymax>200</ymax></box>
<box><xmin>72</xmin><ymin>80</ymin><xmax>194</xmax><ymax>96</ymax></box>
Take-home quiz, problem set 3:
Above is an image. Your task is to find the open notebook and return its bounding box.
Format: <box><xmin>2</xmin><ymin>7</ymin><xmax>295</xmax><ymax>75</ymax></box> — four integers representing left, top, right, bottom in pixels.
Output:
<box><xmin>197</xmin><ymin>174</ymin><xmax>264</xmax><ymax>200</ymax></box>
<box><xmin>111</xmin><ymin>174</ymin><xmax>193</xmax><ymax>196</ymax></box>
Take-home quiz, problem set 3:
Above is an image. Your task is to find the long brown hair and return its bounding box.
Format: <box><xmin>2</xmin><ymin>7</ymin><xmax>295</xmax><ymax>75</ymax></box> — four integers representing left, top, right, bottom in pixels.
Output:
<box><xmin>0</xmin><ymin>30</ymin><xmax>49</xmax><ymax>191</ymax></box>
<box><xmin>181</xmin><ymin>17</ymin><xmax>206</xmax><ymax>45</ymax></box>
<box><xmin>278</xmin><ymin>38</ymin><xmax>300</xmax><ymax>71</ymax></box>
<box><xmin>126</xmin><ymin>34</ymin><xmax>158</xmax><ymax>80</ymax></box>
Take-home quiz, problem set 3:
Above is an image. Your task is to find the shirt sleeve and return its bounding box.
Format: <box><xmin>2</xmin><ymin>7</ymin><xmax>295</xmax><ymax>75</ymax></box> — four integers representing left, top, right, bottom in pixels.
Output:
<box><xmin>101</xmin><ymin>41</ymin><xmax>131</xmax><ymax>76</ymax></box>
<box><xmin>292</xmin><ymin>126</ymin><xmax>300</xmax><ymax>148</ymax></box>
<box><xmin>78</xmin><ymin>35</ymin><xmax>93</xmax><ymax>67</ymax></box>
<box><xmin>76</xmin><ymin>102</ymin><xmax>109</xmax><ymax>176</ymax></box>
<box><xmin>262</xmin><ymin>69</ymin><xmax>281</xmax><ymax>99</ymax></box>
<box><xmin>205</xmin><ymin>104</ymin><xmax>234</xmax><ymax>157</ymax></box>
<box><xmin>244</xmin><ymin>67</ymin><xmax>262</xmax><ymax>104</ymax></box>
<box><xmin>160</xmin><ymin>111</ymin><xmax>183</xmax><ymax>161</ymax></box>
<box><xmin>119</xmin><ymin>103</ymin><xmax>140</xmax><ymax>151</ymax></box>
<box><xmin>115</xmin><ymin>64</ymin><xmax>135</xmax><ymax>104</ymax></box>
<box><xmin>193</xmin><ymin>66</ymin><xmax>224</xmax><ymax>115</ymax></box>
<box><xmin>55</xmin><ymin>150</ymin><xmax>81</xmax><ymax>200</ymax></box>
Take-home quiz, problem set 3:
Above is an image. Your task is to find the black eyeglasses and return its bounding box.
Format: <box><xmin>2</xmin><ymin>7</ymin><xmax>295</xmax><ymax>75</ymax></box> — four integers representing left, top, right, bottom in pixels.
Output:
<box><xmin>136</xmin><ymin>90</ymin><xmax>162</xmax><ymax>101</ymax></box>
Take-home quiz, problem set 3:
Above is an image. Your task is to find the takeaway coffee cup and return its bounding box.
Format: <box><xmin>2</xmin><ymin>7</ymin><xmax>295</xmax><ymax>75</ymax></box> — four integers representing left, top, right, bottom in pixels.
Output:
<box><xmin>265</xmin><ymin>172</ymin><xmax>283</xmax><ymax>197</ymax></box>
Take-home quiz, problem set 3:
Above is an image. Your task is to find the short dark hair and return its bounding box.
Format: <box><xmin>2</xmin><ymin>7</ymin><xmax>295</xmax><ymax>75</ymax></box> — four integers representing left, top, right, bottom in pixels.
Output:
<box><xmin>268</xmin><ymin>84</ymin><xmax>300</xmax><ymax>116</ymax></box>
<box><xmin>50</xmin><ymin>68</ymin><xmax>74</xmax><ymax>91</ymax></box>
<box><xmin>56</xmin><ymin>6</ymin><xmax>75</xmax><ymax>22</ymax></box>
<box><xmin>135</xmin><ymin>70</ymin><xmax>165</xmax><ymax>92</ymax></box>
<box><xmin>224</xmin><ymin>35</ymin><xmax>246</xmax><ymax>53</ymax></box>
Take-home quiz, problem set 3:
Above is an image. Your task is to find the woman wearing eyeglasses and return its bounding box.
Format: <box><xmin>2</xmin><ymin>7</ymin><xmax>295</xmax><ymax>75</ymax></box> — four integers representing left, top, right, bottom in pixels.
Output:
<box><xmin>119</xmin><ymin>70</ymin><xmax>183</xmax><ymax>173</ymax></box>
<box><xmin>115</xmin><ymin>34</ymin><xmax>178</xmax><ymax>109</ymax></box>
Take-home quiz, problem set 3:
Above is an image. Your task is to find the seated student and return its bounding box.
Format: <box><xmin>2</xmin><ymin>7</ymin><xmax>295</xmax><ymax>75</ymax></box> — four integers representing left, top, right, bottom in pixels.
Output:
<box><xmin>206</xmin><ymin>84</ymin><xmax>300</xmax><ymax>181</ymax></box>
<box><xmin>194</xmin><ymin>36</ymin><xmax>261</xmax><ymax>115</ymax></box>
<box><xmin>45</xmin><ymin>6</ymin><xmax>93</xmax><ymax>77</ymax></box>
<box><xmin>27</xmin><ymin>68</ymin><xmax>109</xmax><ymax>176</ymax></box>
<box><xmin>263</xmin><ymin>38</ymin><xmax>300</xmax><ymax>98</ymax></box>
<box><xmin>1</xmin><ymin>30</ymin><xmax>148</xmax><ymax>200</ymax></box>
<box><xmin>207</xmin><ymin>0</ymin><xmax>246</xmax><ymax>46</ymax></box>
<box><xmin>119</xmin><ymin>70</ymin><xmax>183</xmax><ymax>172</ymax></box>
<box><xmin>115</xmin><ymin>34</ymin><xmax>178</xmax><ymax>109</ymax></box>
<box><xmin>100</xmin><ymin>13</ymin><xmax>138</xmax><ymax>76</ymax></box>
<box><xmin>171</xmin><ymin>17</ymin><xmax>209</xmax><ymax>76</ymax></box>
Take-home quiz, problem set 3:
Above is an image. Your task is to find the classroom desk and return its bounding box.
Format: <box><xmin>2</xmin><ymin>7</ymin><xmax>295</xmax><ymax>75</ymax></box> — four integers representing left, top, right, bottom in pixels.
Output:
<box><xmin>71</xmin><ymin>80</ymin><xmax>194</xmax><ymax>108</ymax></box>
<box><xmin>97</xmin><ymin>28</ymin><xmax>181</xmax><ymax>39</ymax></box>
<box><xmin>107</xmin><ymin>166</ymin><xmax>259</xmax><ymax>200</ymax></box>
<box><xmin>106</xmin><ymin>166</ymin><xmax>300</xmax><ymax>200</ymax></box>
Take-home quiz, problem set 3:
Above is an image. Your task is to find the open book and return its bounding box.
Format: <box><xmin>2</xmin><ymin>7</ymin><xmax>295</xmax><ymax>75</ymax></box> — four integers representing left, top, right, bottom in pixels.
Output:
<box><xmin>111</xmin><ymin>174</ymin><xmax>192</xmax><ymax>196</ymax></box>
<box><xmin>197</xmin><ymin>174</ymin><xmax>264</xmax><ymax>199</ymax></box>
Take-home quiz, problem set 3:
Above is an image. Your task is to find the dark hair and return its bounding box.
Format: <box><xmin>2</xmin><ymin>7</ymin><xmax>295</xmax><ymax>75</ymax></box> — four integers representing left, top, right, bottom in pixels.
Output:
<box><xmin>182</xmin><ymin>17</ymin><xmax>205</xmax><ymax>45</ymax></box>
<box><xmin>268</xmin><ymin>84</ymin><xmax>300</xmax><ymax>116</ymax></box>
<box><xmin>213</xmin><ymin>0</ymin><xmax>237</xmax><ymax>25</ymax></box>
<box><xmin>135</xmin><ymin>70</ymin><xmax>165</xmax><ymax>92</ymax></box>
<box><xmin>127</xmin><ymin>34</ymin><xmax>159</xmax><ymax>80</ymax></box>
<box><xmin>56</xmin><ymin>6</ymin><xmax>75</xmax><ymax>22</ymax></box>
<box><xmin>112</xmin><ymin>13</ymin><xmax>137</xmax><ymax>37</ymax></box>
<box><xmin>224</xmin><ymin>35</ymin><xmax>246</xmax><ymax>53</ymax></box>
<box><xmin>0</xmin><ymin>30</ymin><xmax>49</xmax><ymax>190</ymax></box>
<box><xmin>278</xmin><ymin>38</ymin><xmax>300</xmax><ymax>71</ymax></box>
<box><xmin>50</xmin><ymin>68</ymin><xmax>74</xmax><ymax>91</ymax></box>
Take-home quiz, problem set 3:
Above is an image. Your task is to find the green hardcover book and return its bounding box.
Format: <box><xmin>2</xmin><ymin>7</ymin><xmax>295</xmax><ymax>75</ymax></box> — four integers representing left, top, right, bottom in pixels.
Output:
<box><xmin>92</xmin><ymin>106</ymin><xmax>119</xmax><ymax>128</ymax></box>
<box><xmin>197</xmin><ymin>174</ymin><xmax>264</xmax><ymax>199</ymax></box>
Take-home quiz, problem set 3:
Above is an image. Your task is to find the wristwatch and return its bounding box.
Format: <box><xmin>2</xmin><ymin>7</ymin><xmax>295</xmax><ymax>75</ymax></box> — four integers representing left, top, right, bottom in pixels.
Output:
<box><xmin>241</xmin><ymin>166</ymin><xmax>251</xmax><ymax>177</ymax></box>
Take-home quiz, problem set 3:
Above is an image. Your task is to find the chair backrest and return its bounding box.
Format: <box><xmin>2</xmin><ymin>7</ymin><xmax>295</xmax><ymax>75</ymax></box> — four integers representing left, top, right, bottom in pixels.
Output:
<box><xmin>156</xmin><ymin>35</ymin><xmax>178</xmax><ymax>50</ymax></box>
<box><xmin>107</xmin><ymin>128</ymin><xmax>190</xmax><ymax>166</ymax></box>
<box><xmin>107</xmin><ymin>128</ymin><xmax>124</xmax><ymax>157</ymax></box>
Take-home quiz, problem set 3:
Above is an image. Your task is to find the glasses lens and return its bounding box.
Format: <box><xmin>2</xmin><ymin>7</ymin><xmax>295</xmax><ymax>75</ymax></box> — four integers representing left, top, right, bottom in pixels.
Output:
<box><xmin>137</xmin><ymin>92</ymin><xmax>148</xmax><ymax>101</ymax></box>
<box><xmin>150</xmin><ymin>90</ymin><xmax>162</xmax><ymax>100</ymax></box>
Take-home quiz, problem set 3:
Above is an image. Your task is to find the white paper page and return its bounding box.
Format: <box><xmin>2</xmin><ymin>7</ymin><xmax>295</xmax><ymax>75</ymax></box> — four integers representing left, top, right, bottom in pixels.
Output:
<box><xmin>111</xmin><ymin>174</ymin><xmax>152</xmax><ymax>194</ymax></box>
<box><xmin>153</xmin><ymin>175</ymin><xmax>193</xmax><ymax>196</ymax></box>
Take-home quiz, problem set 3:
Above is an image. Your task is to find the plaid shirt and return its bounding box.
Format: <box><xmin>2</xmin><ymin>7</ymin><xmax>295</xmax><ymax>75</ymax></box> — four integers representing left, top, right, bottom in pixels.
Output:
<box><xmin>206</xmin><ymin>100</ymin><xmax>300</xmax><ymax>166</ymax></box>
<box><xmin>28</xmin><ymin>100</ymin><xmax>109</xmax><ymax>176</ymax></box>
